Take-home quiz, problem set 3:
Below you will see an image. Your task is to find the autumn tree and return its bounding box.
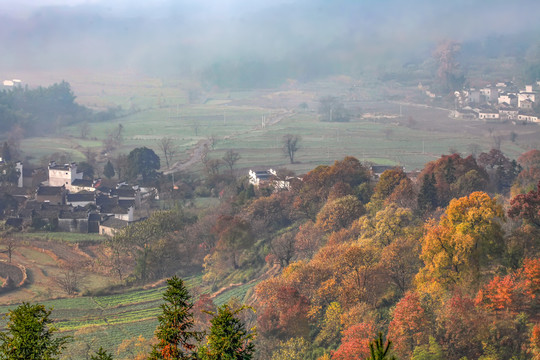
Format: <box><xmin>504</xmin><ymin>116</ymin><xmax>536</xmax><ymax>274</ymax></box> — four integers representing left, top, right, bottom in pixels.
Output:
<box><xmin>357</xmin><ymin>204</ymin><xmax>418</xmax><ymax>247</ymax></box>
<box><xmin>416</xmin><ymin>192</ymin><xmax>505</xmax><ymax>297</ymax></box>
<box><xmin>198</xmin><ymin>304</ymin><xmax>256</xmax><ymax>360</ymax></box>
<box><xmin>515</xmin><ymin>149</ymin><xmax>540</xmax><ymax>192</ymax></box>
<box><xmin>294</xmin><ymin>220</ymin><xmax>325</xmax><ymax>259</ymax></box>
<box><xmin>371</xmin><ymin>168</ymin><xmax>408</xmax><ymax>202</ymax></box>
<box><xmin>294</xmin><ymin>156</ymin><xmax>370</xmax><ymax>219</ymax></box>
<box><xmin>477</xmin><ymin>149</ymin><xmax>521</xmax><ymax>194</ymax></box>
<box><xmin>508</xmin><ymin>180</ymin><xmax>540</xmax><ymax>228</ymax></box>
<box><xmin>387</xmin><ymin>292</ymin><xmax>431</xmax><ymax>359</ymax></box>
<box><xmin>283</xmin><ymin>134</ymin><xmax>300</xmax><ymax>164</ymax></box>
<box><xmin>256</xmin><ymin>280</ymin><xmax>310</xmax><ymax>340</ymax></box>
<box><xmin>192</xmin><ymin>293</ymin><xmax>217</xmax><ymax>333</ymax></box>
<box><xmin>0</xmin><ymin>303</ymin><xmax>69</xmax><ymax>359</ymax></box>
<box><xmin>438</xmin><ymin>291</ymin><xmax>485</xmax><ymax>360</ymax></box>
<box><xmin>212</xmin><ymin>215</ymin><xmax>254</xmax><ymax>270</ymax></box>
<box><xmin>271</xmin><ymin>337</ymin><xmax>311</xmax><ymax>360</ymax></box>
<box><xmin>315</xmin><ymin>301</ymin><xmax>343</xmax><ymax>348</ymax></box>
<box><xmin>331</xmin><ymin>321</ymin><xmax>376</xmax><ymax>360</ymax></box>
<box><xmin>380</xmin><ymin>236</ymin><xmax>421</xmax><ymax>295</ymax></box>
<box><xmin>149</xmin><ymin>276</ymin><xmax>202</xmax><ymax>360</ymax></box>
<box><xmin>270</xmin><ymin>231</ymin><xmax>297</xmax><ymax>268</ymax></box>
<box><xmin>417</xmin><ymin>154</ymin><xmax>488</xmax><ymax>208</ymax></box>
<box><xmin>315</xmin><ymin>195</ymin><xmax>365</xmax><ymax>233</ymax></box>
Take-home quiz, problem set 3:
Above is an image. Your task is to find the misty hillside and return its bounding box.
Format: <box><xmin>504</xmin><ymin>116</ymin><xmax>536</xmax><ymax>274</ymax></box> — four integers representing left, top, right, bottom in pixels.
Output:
<box><xmin>1</xmin><ymin>0</ymin><xmax>540</xmax><ymax>85</ymax></box>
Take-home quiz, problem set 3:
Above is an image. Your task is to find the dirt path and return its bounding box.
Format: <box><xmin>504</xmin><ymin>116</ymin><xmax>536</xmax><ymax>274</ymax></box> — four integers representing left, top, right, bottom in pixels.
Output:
<box><xmin>164</xmin><ymin>109</ymin><xmax>294</xmax><ymax>175</ymax></box>
<box><xmin>164</xmin><ymin>139</ymin><xmax>211</xmax><ymax>175</ymax></box>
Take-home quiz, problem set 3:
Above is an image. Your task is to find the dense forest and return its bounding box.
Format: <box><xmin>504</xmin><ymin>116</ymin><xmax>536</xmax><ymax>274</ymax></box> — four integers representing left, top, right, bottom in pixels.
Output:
<box><xmin>0</xmin><ymin>82</ymin><xmax>116</xmax><ymax>137</ymax></box>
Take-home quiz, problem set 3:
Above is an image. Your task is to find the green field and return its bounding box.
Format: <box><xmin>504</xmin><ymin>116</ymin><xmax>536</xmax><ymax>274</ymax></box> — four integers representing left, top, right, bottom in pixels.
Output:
<box><xmin>0</xmin><ymin>274</ymin><xmax>260</xmax><ymax>358</ymax></box>
<box><xmin>20</xmin><ymin>76</ymin><xmax>540</xmax><ymax>175</ymax></box>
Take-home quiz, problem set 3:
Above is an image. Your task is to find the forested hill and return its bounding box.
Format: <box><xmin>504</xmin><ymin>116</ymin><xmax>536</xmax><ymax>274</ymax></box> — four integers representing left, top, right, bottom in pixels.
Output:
<box><xmin>0</xmin><ymin>81</ymin><xmax>115</xmax><ymax>136</ymax></box>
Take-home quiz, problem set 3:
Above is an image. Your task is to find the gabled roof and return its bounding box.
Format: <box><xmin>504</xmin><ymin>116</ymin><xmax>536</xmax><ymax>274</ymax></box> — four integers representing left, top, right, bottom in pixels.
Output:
<box><xmin>96</xmin><ymin>194</ymin><xmax>118</xmax><ymax>207</ymax></box>
<box><xmin>36</xmin><ymin>185</ymin><xmax>64</xmax><ymax>196</ymax></box>
<box><xmin>67</xmin><ymin>193</ymin><xmax>95</xmax><ymax>202</ymax></box>
<box><xmin>59</xmin><ymin>210</ymin><xmax>88</xmax><ymax>219</ymax></box>
<box><xmin>100</xmin><ymin>204</ymin><xmax>128</xmax><ymax>214</ymax></box>
<box><xmin>100</xmin><ymin>216</ymin><xmax>130</xmax><ymax>229</ymax></box>
<box><xmin>111</xmin><ymin>187</ymin><xmax>136</xmax><ymax>198</ymax></box>
<box><xmin>118</xmin><ymin>199</ymin><xmax>135</xmax><ymax>209</ymax></box>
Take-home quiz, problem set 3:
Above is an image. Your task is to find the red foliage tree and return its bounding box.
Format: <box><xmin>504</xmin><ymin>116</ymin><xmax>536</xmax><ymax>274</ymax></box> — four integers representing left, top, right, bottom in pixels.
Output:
<box><xmin>332</xmin><ymin>321</ymin><xmax>376</xmax><ymax>360</ymax></box>
<box><xmin>508</xmin><ymin>181</ymin><xmax>540</xmax><ymax>228</ymax></box>
<box><xmin>387</xmin><ymin>292</ymin><xmax>431</xmax><ymax>359</ymax></box>
<box><xmin>256</xmin><ymin>284</ymin><xmax>310</xmax><ymax>339</ymax></box>
<box><xmin>439</xmin><ymin>291</ymin><xmax>485</xmax><ymax>360</ymax></box>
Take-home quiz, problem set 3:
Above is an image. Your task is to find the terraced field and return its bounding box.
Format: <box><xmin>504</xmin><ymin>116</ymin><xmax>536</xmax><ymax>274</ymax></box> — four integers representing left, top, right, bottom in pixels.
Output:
<box><xmin>0</xmin><ymin>274</ymin><xmax>261</xmax><ymax>358</ymax></box>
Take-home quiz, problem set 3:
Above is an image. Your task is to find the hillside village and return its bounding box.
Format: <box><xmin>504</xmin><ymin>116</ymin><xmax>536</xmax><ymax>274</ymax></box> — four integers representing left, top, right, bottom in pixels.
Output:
<box><xmin>0</xmin><ymin>160</ymin><xmax>157</xmax><ymax>235</ymax></box>
<box><xmin>425</xmin><ymin>81</ymin><xmax>540</xmax><ymax>122</ymax></box>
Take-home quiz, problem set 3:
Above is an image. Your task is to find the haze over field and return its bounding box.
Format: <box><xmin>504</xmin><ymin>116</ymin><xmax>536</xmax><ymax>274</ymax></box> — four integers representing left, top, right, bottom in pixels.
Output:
<box><xmin>1</xmin><ymin>0</ymin><xmax>540</xmax><ymax>81</ymax></box>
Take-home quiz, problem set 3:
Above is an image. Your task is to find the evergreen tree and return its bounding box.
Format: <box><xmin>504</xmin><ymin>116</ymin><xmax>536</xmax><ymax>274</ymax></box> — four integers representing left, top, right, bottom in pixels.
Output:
<box><xmin>198</xmin><ymin>304</ymin><xmax>255</xmax><ymax>360</ymax></box>
<box><xmin>90</xmin><ymin>347</ymin><xmax>114</xmax><ymax>360</ymax></box>
<box><xmin>104</xmin><ymin>160</ymin><xmax>115</xmax><ymax>179</ymax></box>
<box><xmin>1</xmin><ymin>142</ymin><xmax>11</xmax><ymax>162</ymax></box>
<box><xmin>0</xmin><ymin>302</ymin><xmax>69</xmax><ymax>359</ymax></box>
<box><xmin>418</xmin><ymin>174</ymin><xmax>438</xmax><ymax>214</ymax></box>
<box><xmin>367</xmin><ymin>332</ymin><xmax>396</xmax><ymax>360</ymax></box>
<box><xmin>149</xmin><ymin>276</ymin><xmax>202</xmax><ymax>360</ymax></box>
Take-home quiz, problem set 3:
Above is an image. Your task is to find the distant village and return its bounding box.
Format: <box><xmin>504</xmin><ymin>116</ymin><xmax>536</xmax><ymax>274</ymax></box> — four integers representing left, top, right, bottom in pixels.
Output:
<box><xmin>422</xmin><ymin>81</ymin><xmax>540</xmax><ymax>123</ymax></box>
<box><xmin>0</xmin><ymin>161</ymin><xmax>157</xmax><ymax>236</ymax></box>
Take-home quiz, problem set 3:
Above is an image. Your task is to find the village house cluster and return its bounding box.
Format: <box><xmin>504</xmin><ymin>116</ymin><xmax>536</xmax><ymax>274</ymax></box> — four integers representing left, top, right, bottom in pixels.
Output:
<box><xmin>449</xmin><ymin>82</ymin><xmax>539</xmax><ymax>123</ymax></box>
<box><xmin>1</xmin><ymin>161</ymin><xmax>157</xmax><ymax>235</ymax></box>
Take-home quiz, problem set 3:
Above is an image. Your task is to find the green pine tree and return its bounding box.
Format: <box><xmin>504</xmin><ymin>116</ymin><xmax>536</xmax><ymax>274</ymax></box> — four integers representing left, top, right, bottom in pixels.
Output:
<box><xmin>91</xmin><ymin>347</ymin><xmax>114</xmax><ymax>360</ymax></box>
<box><xmin>149</xmin><ymin>276</ymin><xmax>203</xmax><ymax>360</ymax></box>
<box><xmin>1</xmin><ymin>142</ymin><xmax>11</xmax><ymax>162</ymax></box>
<box><xmin>418</xmin><ymin>173</ymin><xmax>438</xmax><ymax>213</ymax></box>
<box><xmin>198</xmin><ymin>304</ymin><xmax>256</xmax><ymax>360</ymax></box>
<box><xmin>0</xmin><ymin>302</ymin><xmax>70</xmax><ymax>359</ymax></box>
<box><xmin>367</xmin><ymin>332</ymin><xmax>396</xmax><ymax>360</ymax></box>
<box><xmin>104</xmin><ymin>160</ymin><xmax>115</xmax><ymax>179</ymax></box>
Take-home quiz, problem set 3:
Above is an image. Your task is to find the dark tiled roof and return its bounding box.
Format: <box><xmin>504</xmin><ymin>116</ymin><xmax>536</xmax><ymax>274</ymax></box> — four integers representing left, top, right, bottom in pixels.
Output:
<box><xmin>118</xmin><ymin>199</ymin><xmax>135</xmax><ymax>209</ymax></box>
<box><xmin>100</xmin><ymin>204</ymin><xmax>128</xmax><ymax>214</ymax></box>
<box><xmin>96</xmin><ymin>194</ymin><xmax>118</xmax><ymax>206</ymax></box>
<box><xmin>37</xmin><ymin>186</ymin><xmax>64</xmax><ymax>196</ymax></box>
<box><xmin>111</xmin><ymin>187</ymin><xmax>136</xmax><ymax>198</ymax></box>
<box><xmin>67</xmin><ymin>193</ymin><xmax>95</xmax><ymax>202</ymax></box>
<box><xmin>41</xmin><ymin>203</ymin><xmax>71</xmax><ymax>212</ymax></box>
<box><xmin>59</xmin><ymin>210</ymin><xmax>88</xmax><ymax>219</ymax></box>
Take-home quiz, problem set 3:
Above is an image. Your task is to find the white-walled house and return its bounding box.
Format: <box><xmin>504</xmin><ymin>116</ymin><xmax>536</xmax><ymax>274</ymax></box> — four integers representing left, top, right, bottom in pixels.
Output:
<box><xmin>48</xmin><ymin>162</ymin><xmax>84</xmax><ymax>191</ymax></box>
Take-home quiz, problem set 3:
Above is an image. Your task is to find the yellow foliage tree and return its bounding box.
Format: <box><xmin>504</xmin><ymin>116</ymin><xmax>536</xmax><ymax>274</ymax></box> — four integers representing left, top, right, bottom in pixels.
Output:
<box><xmin>416</xmin><ymin>192</ymin><xmax>504</xmax><ymax>298</ymax></box>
